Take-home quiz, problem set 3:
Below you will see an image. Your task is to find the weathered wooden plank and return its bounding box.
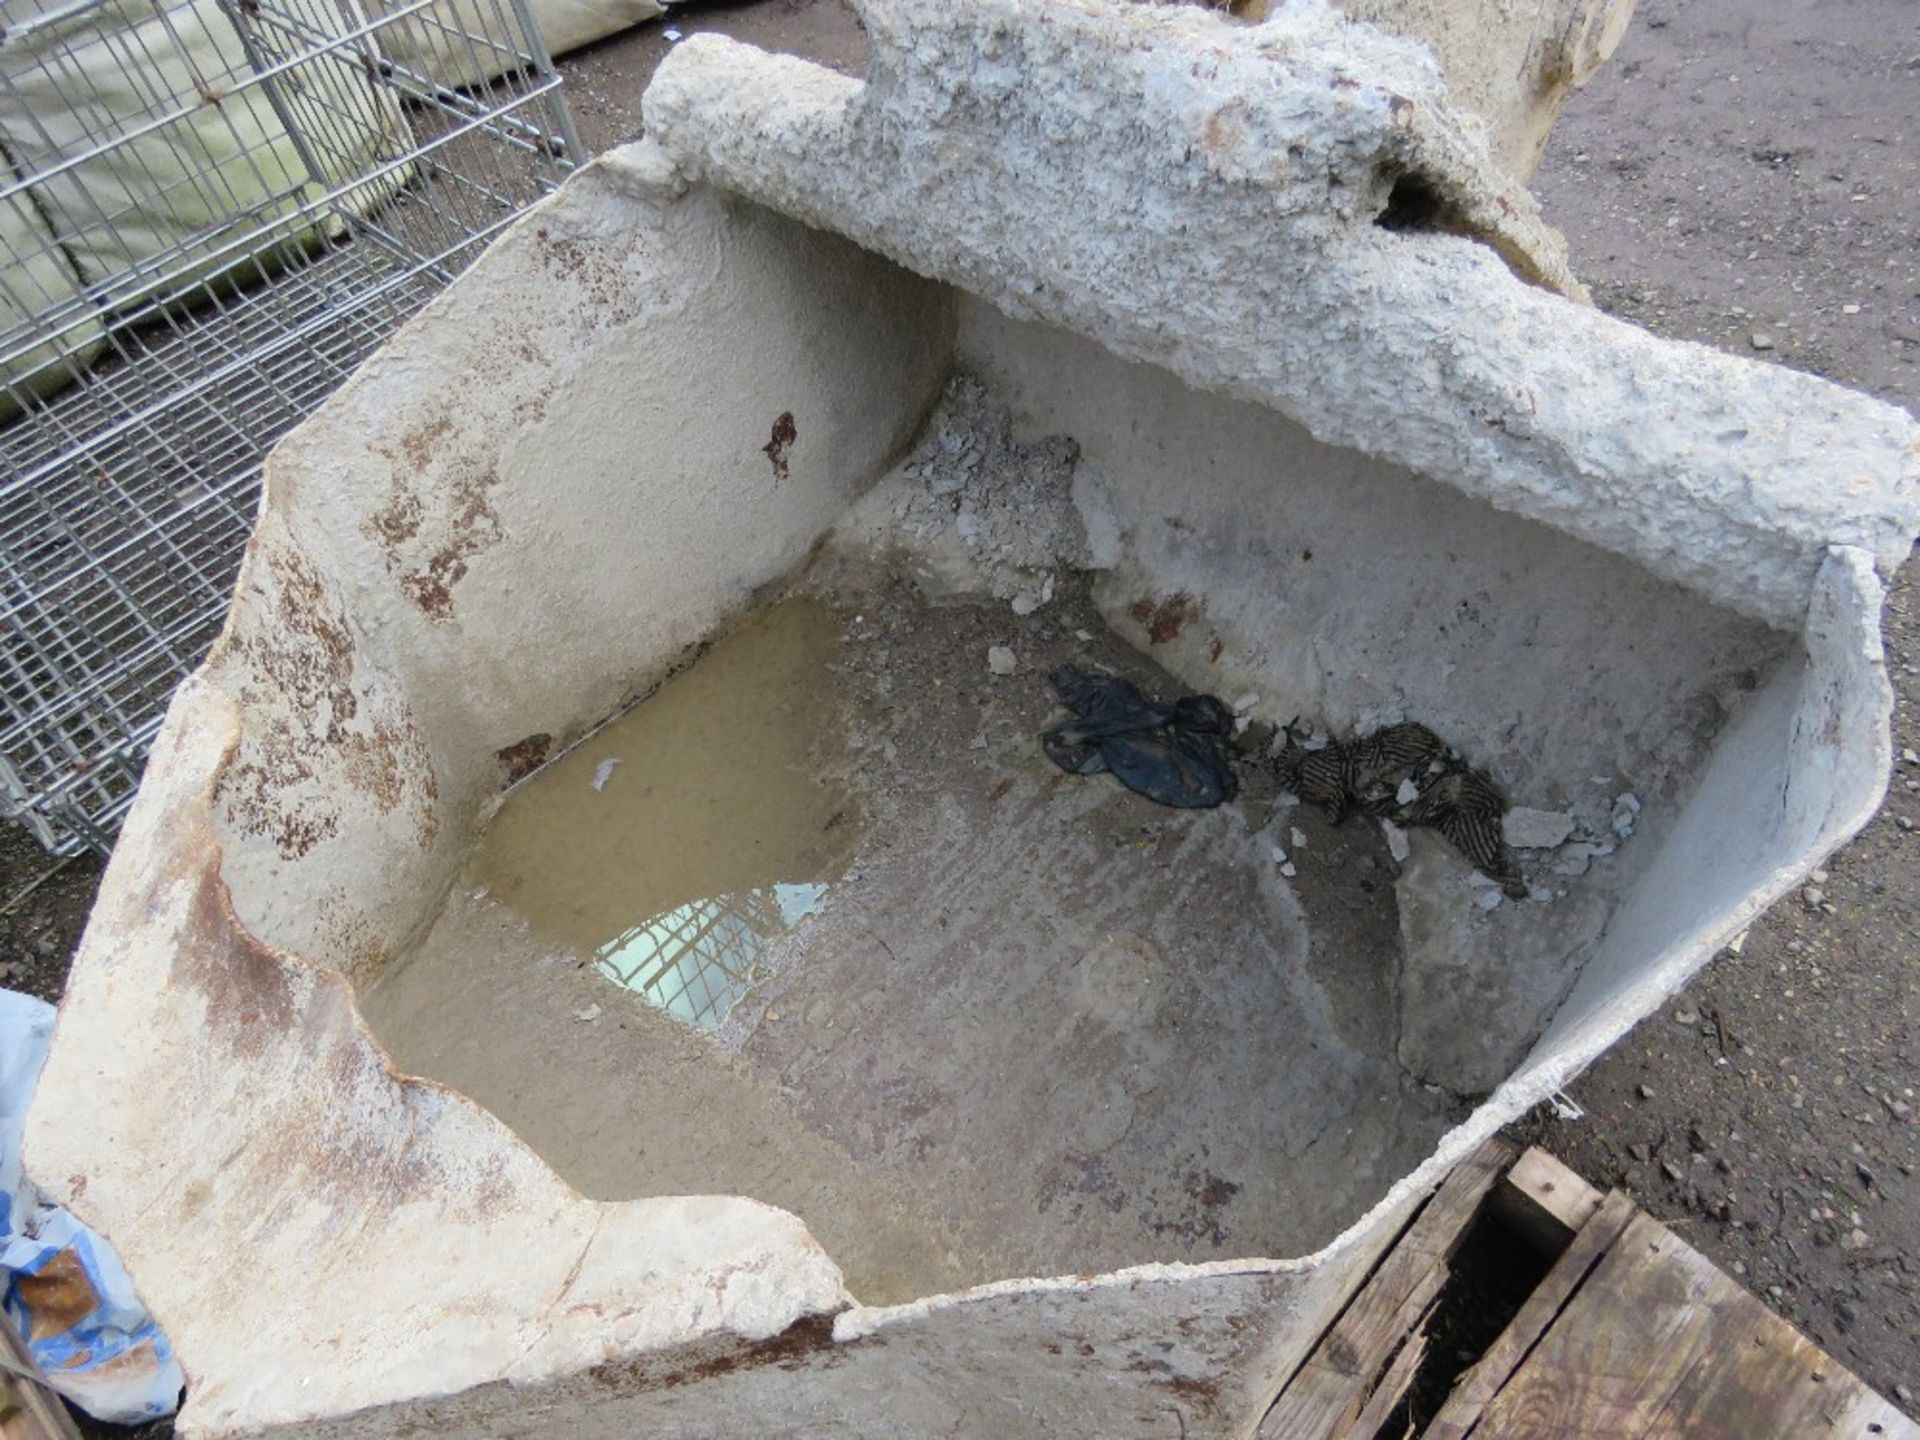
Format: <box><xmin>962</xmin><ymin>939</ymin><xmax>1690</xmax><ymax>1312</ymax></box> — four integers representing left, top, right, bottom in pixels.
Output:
<box><xmin>0</xmin><ymin>1321</ymin><xmax>80</xmax><ymax>1440</ymax></box>
<box><xmin>2</xmin><ymin>1397</ymin><xmax>56</xmax><ymax>1440</ymax></box>
<box><xmin>1489</xmin><ymin>1147</ymin><xmax>1605</xmax><ymax>1257</ymax></box>
<box><xmin>1257</xmin><ymin>1138</ymin><xmax>1515</xmax><ymax>1440</ymax></box>
<box><xmin>1472</xmin><ymin>1211</ymin><xmax>1920</xmax><ymax>1439</ymax></box>
<box><xmin>1346</xmin><ymin>1296</ymin><xmax>1436</xmax><ymax>1439</ymax></box>
<box><xmin>1628</xmin><ymin>1226</ymin><xmax>1918</xmax><ymax>1440</ymax></box>
<box><xmin>1467</xmin><ymin>1212</ymin><xmax>1740</xmax><ymax>1436</ymax></box>
<box><xmin>1641</xmin><ymin>1305</ymin><xmax>1918</xmax><ymax>1440</ymax></box>
<box><xmin>1418</xmin><ymin>1188</ymin><xmax>1638</xmax><ymax>1440</ymax></box>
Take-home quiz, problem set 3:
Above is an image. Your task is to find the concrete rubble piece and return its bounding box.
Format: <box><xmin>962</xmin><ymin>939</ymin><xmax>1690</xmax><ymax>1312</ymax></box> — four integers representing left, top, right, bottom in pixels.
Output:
<box><xmin>22</xmin><ymin>0</ymin><xmax>1920</xmax><ymax>1436</ymax></box>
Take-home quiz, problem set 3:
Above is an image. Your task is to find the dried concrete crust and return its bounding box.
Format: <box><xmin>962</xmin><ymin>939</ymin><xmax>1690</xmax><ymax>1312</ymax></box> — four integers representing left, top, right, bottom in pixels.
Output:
<box><xmin>18</xmin><ymin>1</ymin><xmax>1920</xmax><ymax>1437</ymax></box>
<box><xmin>643</xmin><ymin>0</ymin><xmax>1919</xmax><ymax>631</ymax></box>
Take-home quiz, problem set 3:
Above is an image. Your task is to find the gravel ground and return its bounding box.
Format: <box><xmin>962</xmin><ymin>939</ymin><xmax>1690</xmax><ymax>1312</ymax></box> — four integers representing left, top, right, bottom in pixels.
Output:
<box><xmin>1517</xmin><ymin>0</ymin><xmax>1920</xmax><ymax>1411</ymax></box>
<box><xmin>2</xmin><ymin>0</ymin><xmax>1915</xmax><ymax>1427</ymax></box>
<box><xmin>0</xmin><ymin>827</ymin><xmax>101</xmax><ymax>1006</ymax></box>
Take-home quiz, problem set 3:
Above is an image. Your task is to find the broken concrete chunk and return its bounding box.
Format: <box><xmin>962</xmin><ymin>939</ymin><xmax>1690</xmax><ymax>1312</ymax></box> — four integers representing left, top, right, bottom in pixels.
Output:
<box><xmin>1610</xmin><ymin>793</ymin><xmax>1641</xmax><ymax>837</ymax></box>
<box><xmin>1381</xmin><ymin>819</ymin><xmax>1411</xmax><ymax>865</ymax></box>
<box><xmin>1502</xmin><ymin>806</ymin><xmax>1576</xmax><ymax>849</ymax></box>
<box><xmin>1551</xmin><ymin>840</ymin><xmax>1611</xmax><ymax>877</ymax></box>
<box><xmin>987</xmin><ymin>645</ymin><xmax>1017</xmax><ymax>675</ymax></box>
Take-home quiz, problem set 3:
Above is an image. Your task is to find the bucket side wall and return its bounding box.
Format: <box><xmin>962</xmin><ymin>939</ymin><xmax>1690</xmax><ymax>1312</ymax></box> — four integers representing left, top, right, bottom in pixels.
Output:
<box><xmin>957</xmin><ymin>300</ymin><xmax>1791</xmax><ymax>1092</ymax></box>
<box><xmin>209</xmin><ymin>150</ymin><xmax>956</xmax><ymax>986</ymax></box>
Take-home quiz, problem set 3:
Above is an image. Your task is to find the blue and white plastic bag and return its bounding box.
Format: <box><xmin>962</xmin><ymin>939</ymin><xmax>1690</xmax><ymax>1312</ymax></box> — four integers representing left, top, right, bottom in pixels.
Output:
<box><xmin>2</xmin><ymin>987</ymin><xmax>183</xmax><ymax>1423</ymax></box>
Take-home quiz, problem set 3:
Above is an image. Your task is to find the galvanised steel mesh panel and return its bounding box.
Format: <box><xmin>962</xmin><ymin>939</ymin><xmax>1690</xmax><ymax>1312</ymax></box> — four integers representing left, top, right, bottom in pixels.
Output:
<box><xmin>0</xmin><ymin>0</ymin><xmax>581</xmax><ymax>854</ymax></box>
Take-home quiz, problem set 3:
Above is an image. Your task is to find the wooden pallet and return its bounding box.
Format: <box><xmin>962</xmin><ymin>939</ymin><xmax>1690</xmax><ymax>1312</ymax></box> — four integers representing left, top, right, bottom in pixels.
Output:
<box><xmin>1259</xmin><ymin>1140</ymin><xmax>1916</xmax><ymax>1440</ymax></box>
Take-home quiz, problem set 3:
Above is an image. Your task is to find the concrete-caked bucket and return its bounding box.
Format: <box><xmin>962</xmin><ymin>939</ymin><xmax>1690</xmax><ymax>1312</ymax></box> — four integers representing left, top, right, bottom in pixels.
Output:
<box><xmin>24</xmin><ymin>0</ymin><xmax>1920</xmax><ymax>1435</ymax></box>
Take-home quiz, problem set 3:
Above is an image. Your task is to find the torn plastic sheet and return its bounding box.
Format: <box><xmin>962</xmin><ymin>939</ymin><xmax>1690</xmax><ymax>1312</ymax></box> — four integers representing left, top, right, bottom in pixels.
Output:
<box><xmin>1</xmin><ymin>989</ymin><xmax>183</xmax><ymax>1423</ymax></box>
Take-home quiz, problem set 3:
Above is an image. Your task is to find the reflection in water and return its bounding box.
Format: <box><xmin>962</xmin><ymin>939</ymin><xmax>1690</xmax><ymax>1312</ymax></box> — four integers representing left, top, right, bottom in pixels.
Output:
<box><xmin>598</xmin><ymin>882</ymin><xmax>829</xmax><ymax>1030</ymax></box>
<box><xmin>463</xmin><ymin>595</ymin><xmax>858</xmax><ymax>1034</ymax></box>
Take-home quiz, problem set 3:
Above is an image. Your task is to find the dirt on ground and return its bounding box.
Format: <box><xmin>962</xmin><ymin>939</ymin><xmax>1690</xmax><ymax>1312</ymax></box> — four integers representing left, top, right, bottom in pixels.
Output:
<box><xmin>0</xmin><ymin>826</ymin><xmax>102</xmax><ymax>1006</ymax></box>
<box><xmin>1515</xmin><ymin>0</ymin><xmax>1920</xmax><ymax>1411</ymax></box>
<box><xmin>3</xmin><ymin>0</ymin><xmax>1916</xmax><ymax>1429</ymax></box>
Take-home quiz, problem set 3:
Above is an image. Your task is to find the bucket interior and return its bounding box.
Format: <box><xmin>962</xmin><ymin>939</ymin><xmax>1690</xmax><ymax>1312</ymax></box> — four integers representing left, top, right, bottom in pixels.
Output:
<box><xmin>208</xmin><ymin>199</ymin><xmax>1792</xmax><ymax>1308</ymax></box>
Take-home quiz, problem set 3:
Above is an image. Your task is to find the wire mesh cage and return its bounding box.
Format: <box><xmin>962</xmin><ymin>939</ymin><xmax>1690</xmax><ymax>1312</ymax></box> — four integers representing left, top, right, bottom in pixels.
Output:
<box><xmin>0</xmin><ymin>0</ymin><xmax>581</xmax><ymax>855</ymax></box>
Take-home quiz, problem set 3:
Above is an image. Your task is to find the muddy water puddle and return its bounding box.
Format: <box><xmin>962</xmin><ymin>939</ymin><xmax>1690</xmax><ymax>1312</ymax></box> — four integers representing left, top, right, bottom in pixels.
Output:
<box><xmin>470</xmin><ymin>596</ymin><xmax>858</xmax><ymax>1030</ymax></box>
